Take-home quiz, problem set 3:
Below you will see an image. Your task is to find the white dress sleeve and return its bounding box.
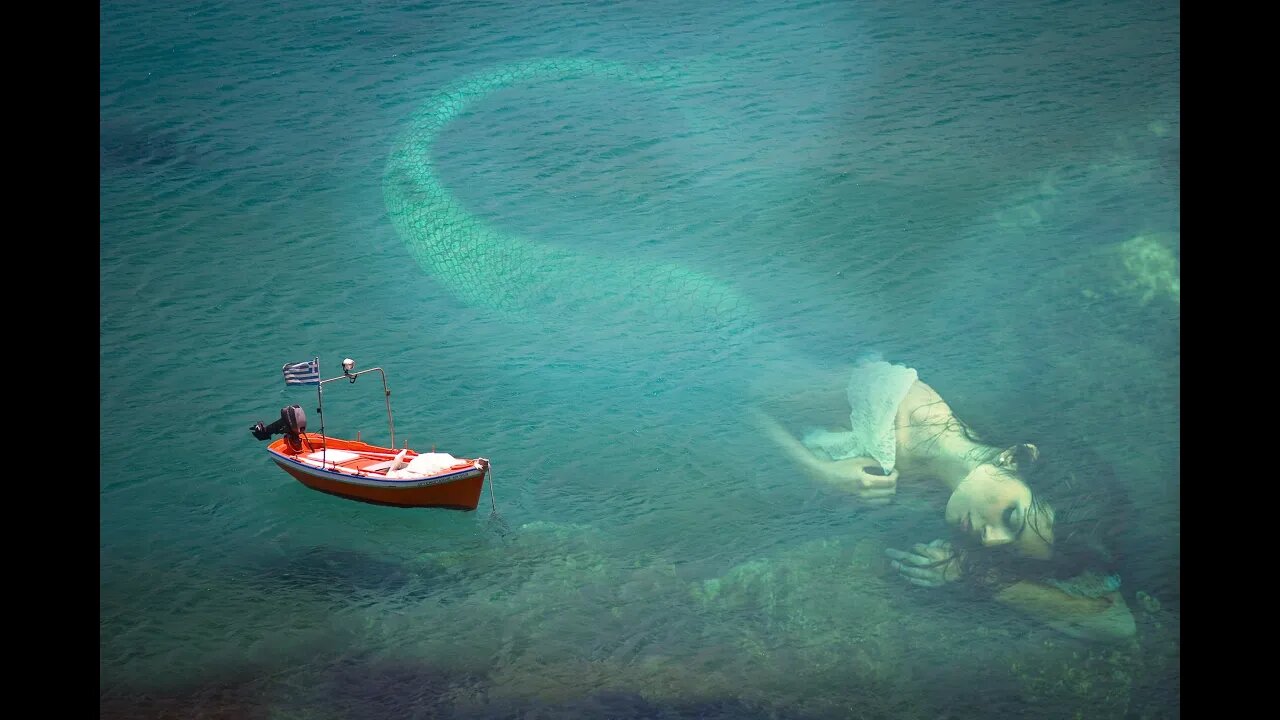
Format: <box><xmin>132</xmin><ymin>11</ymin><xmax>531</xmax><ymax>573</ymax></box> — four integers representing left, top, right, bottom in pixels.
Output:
<box><xmin>800</xmin><ymin>359</ymin><xmax>918</xmax><ymax>474</ymax></box>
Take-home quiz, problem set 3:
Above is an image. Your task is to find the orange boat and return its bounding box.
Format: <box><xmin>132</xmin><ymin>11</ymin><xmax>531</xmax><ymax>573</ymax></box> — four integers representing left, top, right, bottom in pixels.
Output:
<box><xmin>250</xmin><ymin>357</ymin><xmax>492</xmax><ymax>510</ymax></box>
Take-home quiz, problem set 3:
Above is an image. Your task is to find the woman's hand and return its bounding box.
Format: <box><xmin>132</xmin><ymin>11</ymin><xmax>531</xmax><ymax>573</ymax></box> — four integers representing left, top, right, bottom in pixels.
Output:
<box><xmin>817</xmin><ymin>457</ymin><xmax>898</xmax><ymax>505</ymax></box>
<box><xmin>885</xmin><ymin>539</ymin><xmax>962</xmax><ymax>587</ymax></box>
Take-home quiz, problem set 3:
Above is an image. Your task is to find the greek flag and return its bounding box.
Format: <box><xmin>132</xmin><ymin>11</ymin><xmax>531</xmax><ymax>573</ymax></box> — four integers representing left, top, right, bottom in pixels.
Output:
<box><xmin>283</xmin><ymin>358</ymin><xmax>320</xmax><ymax>386</ymax></box>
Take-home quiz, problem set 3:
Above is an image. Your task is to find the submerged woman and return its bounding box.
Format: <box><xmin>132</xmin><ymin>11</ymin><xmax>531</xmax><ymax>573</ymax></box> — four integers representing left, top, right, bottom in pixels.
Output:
<box><xmin>750</xmin><ymin>358</ymin><xmax>1137</xmax><ymax>643</ymax></box>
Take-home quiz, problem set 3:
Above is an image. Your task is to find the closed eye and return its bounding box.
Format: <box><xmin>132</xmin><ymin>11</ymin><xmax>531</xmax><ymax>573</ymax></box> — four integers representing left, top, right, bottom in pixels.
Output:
<box><xmin>1004</xmin><ymin>505</ymin><xmax>1025</xmax><ymax>537</ymax></box>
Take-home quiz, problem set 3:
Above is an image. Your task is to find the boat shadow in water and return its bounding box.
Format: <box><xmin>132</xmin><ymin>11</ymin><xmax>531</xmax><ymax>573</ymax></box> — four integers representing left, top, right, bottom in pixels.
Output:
<box><xmin>248</xmin><ymin>545</ymin><xmax>459</xmax><ymax>604</ymax></box>
<box><xmin>100</xmin><ymin>118</ymin><xmax>203</xmax><ymax>173</ymax></box>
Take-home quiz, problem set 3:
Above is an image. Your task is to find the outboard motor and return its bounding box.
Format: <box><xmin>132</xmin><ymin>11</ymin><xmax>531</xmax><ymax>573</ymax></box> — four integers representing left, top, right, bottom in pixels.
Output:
<box><xmin>250</xmin><ymin>405</ymin><xmax>308</xmax><ymax>450</ymax></box>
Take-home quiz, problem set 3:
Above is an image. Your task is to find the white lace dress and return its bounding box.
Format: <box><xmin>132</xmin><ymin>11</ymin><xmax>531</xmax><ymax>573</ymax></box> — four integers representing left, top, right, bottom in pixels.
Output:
<box><xmin>800</xmin><ymin>359</ymin><xmax>919</xmax><ymax>475</ymax></box>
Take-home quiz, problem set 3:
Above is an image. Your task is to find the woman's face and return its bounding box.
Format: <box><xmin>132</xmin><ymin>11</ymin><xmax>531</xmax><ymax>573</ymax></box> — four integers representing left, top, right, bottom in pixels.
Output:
<box><xmin>945</xmin><ymin>464</ymin><xmax>1054</xmax><ymax>560</ymax></box>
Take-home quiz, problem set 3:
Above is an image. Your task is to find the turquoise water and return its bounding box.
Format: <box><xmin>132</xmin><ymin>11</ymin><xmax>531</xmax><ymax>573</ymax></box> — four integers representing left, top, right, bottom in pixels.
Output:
<box><xmin>101</xmin><ymin>0</ymin><xmax>1179</xmax><ymax>717</ymax></box>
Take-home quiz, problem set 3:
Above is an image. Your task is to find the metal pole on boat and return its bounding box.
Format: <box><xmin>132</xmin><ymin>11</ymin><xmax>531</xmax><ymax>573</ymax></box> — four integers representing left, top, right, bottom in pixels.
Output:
<box><xmin>381</xmin><ymin>368</ymin><xmax>396</xmax><ymax>450</ymax></box>
<box><xmin>330</xmin><ymin>359</ymin><xmax>396</xmax><ymax>449</ymax></box>
<box><xmin>315</xmin><ymin>356</ymin><xmax>326</xmax><ymax>462</ymax></box>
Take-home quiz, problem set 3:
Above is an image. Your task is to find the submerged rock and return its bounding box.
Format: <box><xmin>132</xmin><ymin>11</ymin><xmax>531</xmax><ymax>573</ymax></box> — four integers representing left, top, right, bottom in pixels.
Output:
<box><xmin>1112</xmin><ymin>232</ymin><xmax>1180</xmax><ymax>306</ymax></box>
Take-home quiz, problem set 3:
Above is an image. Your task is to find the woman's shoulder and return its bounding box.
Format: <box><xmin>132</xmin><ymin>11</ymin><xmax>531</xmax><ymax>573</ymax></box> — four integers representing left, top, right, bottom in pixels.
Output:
<box><xmin>897</xmin><ymin>378</ymin><xmax>961</xmax><ymax>429</ymax></box>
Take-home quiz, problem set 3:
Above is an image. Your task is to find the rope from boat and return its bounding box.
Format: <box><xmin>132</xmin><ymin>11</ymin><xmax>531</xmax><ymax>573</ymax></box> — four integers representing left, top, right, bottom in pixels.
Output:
<box><xmin>483</xmin><ymin>458</ymin><xmax>509</xmax><ymax>532</ymax></box>
<box><xmin>485</xmin><ymin>458</ymin><xmax>498</xmax><ymax>514</ymax></box>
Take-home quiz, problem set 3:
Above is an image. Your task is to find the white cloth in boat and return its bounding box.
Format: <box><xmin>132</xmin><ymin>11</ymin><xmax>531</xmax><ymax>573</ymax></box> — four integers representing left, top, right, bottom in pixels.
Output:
<box><xmin>306</xmin><ymin>449</ymin><xmax>361</xmax><ymax>464</ymax></box>
<box><xmin>385</xmin><ymin>452</ymin><xmax>462</xmax><ymax>478</ymax></box>
<box><xmin>800</xmin><ymin>359</ymin><xmax>918</xmax><ymax>475</ymax></box>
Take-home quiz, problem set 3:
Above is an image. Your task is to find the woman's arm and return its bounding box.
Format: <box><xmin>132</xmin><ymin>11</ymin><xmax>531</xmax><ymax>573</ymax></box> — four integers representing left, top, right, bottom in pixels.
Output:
<box><xmin>748</xmin><ymin>406</ymin><xmax>830</xmax><ymax>474</ymax></box>
<box><xmin>992</xmin><ymin>581</ymin><xmax>1137</xmax><ymax>643</ymax></box>
<box><xmin>886</xmin><ymin>543</ymin><xmax>1137</xmax><ymax>643</ymax></box>
<box><xmin>748</xmin><ymin>407</ymin><xmax>898</xmax><ymax>504</ymax></box>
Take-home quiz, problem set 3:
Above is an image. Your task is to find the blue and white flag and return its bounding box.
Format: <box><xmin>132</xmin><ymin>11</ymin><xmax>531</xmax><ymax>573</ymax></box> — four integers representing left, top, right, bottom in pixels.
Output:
<box><xmin>283</xmin><ymin>358</ymin><xmax>320</xmax><ymax>386</ymax></box>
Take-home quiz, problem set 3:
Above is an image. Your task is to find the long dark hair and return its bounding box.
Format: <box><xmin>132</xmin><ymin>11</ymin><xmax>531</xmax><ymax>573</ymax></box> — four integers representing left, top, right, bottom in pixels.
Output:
<box><xmin>956</xmin><ymin>441</ymin><xmax>1132</xmax><ymax>593</ymax></box>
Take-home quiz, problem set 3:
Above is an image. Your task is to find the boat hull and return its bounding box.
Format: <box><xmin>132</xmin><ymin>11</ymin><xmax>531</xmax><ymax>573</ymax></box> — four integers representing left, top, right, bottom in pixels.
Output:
<box><xmin>267</xmin><ymin>434</ymin><xmax>487</xmax><ymax>510</ymax></box>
